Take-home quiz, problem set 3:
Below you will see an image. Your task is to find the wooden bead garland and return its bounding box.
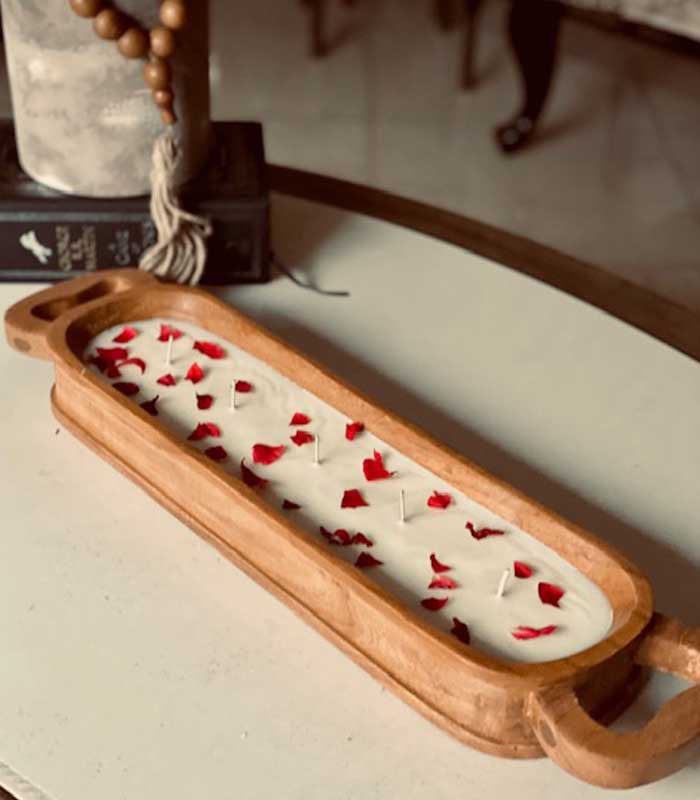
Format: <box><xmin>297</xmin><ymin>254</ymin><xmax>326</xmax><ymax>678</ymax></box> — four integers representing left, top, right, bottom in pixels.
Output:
<box><xmin>68</xmin><ymin>0</ymin><xmax>185</xmax><ymax>125</ymax></box>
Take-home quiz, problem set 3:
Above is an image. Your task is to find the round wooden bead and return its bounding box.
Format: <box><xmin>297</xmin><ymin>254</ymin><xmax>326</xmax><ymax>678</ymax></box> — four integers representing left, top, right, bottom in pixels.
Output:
<box><xmin>150</xmin><ymin>26</ymin><xmax>177</xmax><ymax>59</ymax></box>
<box><xmin>93</xmin><ymin>9</ymin><xmax>128</xmax><ymax>40</ymax></box>
<box><xmin>117</xmin><ymin>27</ymin><xmax>150</xmax><ymax>59</ymax></box>
<box><xmin>153</xmin><ymin>88</ymin><xmax>174</xmax><ymax>108</ymax></box>
<box><xmin>161</xmin><ymin>108</ymin><xmax>177</xmax><ymax>126</ymax></box>
<box><xmin>143</xmin><ymin>58</ymin><xmax>172</xmax><ymax>91</ymax></box>
<box><xmin>69</xmin><ymin>0</ymin><xmax>103</xmax><ymax>18</ymax></box>
<box><xmin>159</xmin><ymin>0</ymin><xmax>187</xmax><ymax>31</ymax></box>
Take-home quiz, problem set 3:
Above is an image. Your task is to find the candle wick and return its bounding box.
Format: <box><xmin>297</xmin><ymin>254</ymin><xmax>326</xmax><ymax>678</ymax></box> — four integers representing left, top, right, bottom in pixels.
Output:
<box><xmin>314</xmin><ymin>433</ymin><xmax>320</xmax><ymax>466</ymax></box>
<box><xmin>496</xmin><ymin>568</ymin><xmax>510</xmax><ymax>598</ymax></box>
<box><xmin>399</xmin><ymin>489</ymin><xmax>406</xmax><ymax>524</ymax></box>
<box><xmin>230</xmin><ymin>380</ymin><xmax>237</xmax><ymax>412</ymax></box>
<box><xmin>165</xmin><ymin>333</ymin><xmax>174</xmax><ymax>367</ymax></box>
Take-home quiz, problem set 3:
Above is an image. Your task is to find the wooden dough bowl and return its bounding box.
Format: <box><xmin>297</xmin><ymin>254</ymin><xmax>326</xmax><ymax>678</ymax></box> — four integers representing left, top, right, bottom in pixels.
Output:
<box><xmin>5</xmin><ymin>270</ymin><xmax>700</xmax><ymax>789</ymax></box>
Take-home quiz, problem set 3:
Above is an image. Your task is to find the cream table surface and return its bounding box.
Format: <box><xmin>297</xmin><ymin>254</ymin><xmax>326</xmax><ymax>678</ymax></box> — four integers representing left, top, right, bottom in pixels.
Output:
<box><xmin>1</xmin><ymin>193</ymin><xmax>699</xmax><ymax>800</ymax></box>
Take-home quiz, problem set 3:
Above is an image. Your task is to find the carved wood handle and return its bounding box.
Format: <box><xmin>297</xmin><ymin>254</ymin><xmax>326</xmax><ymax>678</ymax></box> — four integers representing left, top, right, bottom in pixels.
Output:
<box><xmin>529</xmin><ymin>613</ymin><xmax>700</xmax><ymax>788</ymax></box>
<box><xmin>4</xmin><ymin>269</ymin><xmax>158</xmax><ymax>361</ymax></box>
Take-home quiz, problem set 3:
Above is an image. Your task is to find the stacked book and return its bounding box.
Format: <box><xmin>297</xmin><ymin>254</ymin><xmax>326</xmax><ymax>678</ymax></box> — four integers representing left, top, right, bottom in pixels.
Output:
<box><xmin>0</xmin><ymin>120</ymin><xmax>270</xmax><ymax>285</ymax></box>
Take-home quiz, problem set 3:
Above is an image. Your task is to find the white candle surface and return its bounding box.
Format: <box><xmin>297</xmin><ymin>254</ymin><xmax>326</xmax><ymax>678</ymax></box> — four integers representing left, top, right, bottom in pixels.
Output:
<box><xmin>87</xmin><ymin>319</ymin><xmax>613</xmax><ymax>663</ymax></box>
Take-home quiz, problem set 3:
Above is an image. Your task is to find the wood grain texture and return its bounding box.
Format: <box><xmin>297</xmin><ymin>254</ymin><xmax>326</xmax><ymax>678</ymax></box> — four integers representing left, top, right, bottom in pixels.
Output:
<box><xmin>529</xmin><ymin>614</ymin><xmax>700</xmax><ymax>788</ymax></box>
<box><xmin>4</xmin><ymin>269</ymin><xmax>699</xmax><ymax>787</ymax></box>
<box><xmin>267</xmin><ymin>165</ymin><xmax>700</xmax><ymax>364</ymax></box>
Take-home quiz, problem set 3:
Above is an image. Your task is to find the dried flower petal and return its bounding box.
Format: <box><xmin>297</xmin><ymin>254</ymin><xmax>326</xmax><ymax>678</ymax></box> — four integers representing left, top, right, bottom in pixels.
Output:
<box><xmin>117</xmin><ymin>357</ymin><xmax>146</xmax><ymax>375</ymax></box>
<box><xmin>188</xmin><ymin>422</ymin><xmax>221</xmax><ymax>441</ymax></box>
<box><xmin>290</xmin><ymin>412</ymin><xmax>311</xmax><ymax>426</ymax></box>
<box><xmin>346</xmin><ymin>422</ymin><xmax>364</xmax><ymax>441</ymax></box>
<box><xmin>157</xmin><ymin>373</ymin><xmax>176</xmax><ymax>387</ymax></box>
<box><xmin>538</xmin><ymin>582</ymin><xmax>564</xmax><ymax>608</ymax></box>
<box><xmin>350</xmin><ymin>532</ymin><xmax>373</xmax><ymax>547</ymax></box>
<box><xmin>97</xmin><ymin>347</ymin><xmax>128</xmax><ymax>363</ymax></box>
<box><xmin>205</xmin><ymin>446</ymin><xmax>228</xmax><ymax>463</ymax></box>
<box><xmin>87</xmin><ymin>354</ymin><xmax>109</xmax><ymax>373</ymax></box>
<box><xmin>252</xmin><ymin>444</ymin><xmax>286</xmax><ymax>465</ymax></box>
<box><xmin>235</xmin><ymin>380</ymin><xmax>252</xmax><ymax>393</ymax></box>
<box><xmin>355</xmin><ymin>552</ymin><xmax>383</xmax><ymax>569</ymax></box>
<box><xmin>158</xmin><ymin>324</ymin><xmax>183</xmax><ymax>342</ymax></box>
<box><xmin>113</xmin><ymin>326</ymin><xmax>137</xmax><ymax>343</ymax></box>
<box><xmin>112</xmin><ymin>382</ymin><xmax>139</xmax><ymax>397</ymax></box>
<box><xmin>282</xmin><ymin>499</ymin><xmax>301</xmax><ymax>510</ymax></box>
<box><xmin>430</xmin><ymin>553</ymin><xmax>452</xmax><ymax>573</ymax></box>
<box><xmin>194</xmin><ymin>340</ymin><xmax>225</xmax><ymax>359</ymax></box>
<box><xmin>196</xmin><ymin>393</ymin><xmax>213</xmax><ymax>410</ymax></box>
<box><xmin>512</xmin><ymin>625</ymin><xmax>557</xmax><ymax>640</ymax></box>
<box><xmin>320</xmin><ymin>527</ymin><xmax>351</xmax><ymax>546</ymax></box>
<box><xmin>514</xmin><ymin>561</ymin><xmax>533</xmax><ymax>579</ymax></box>
<box><xmin>333</xmin><ymin>529</ymin><xmax>351</xmax><ymax>545</ymax></box>
<box><xmin>451</xmin><ymin>617</ymin><xmax>471</xmax><ymax>645</ymax></box>
<box><xmin>241</xmin><ymin>460</ymin><xmax>268</xmax><ymax>489</ymax></box>
<box><xmin>140</xmin><ymin>396</ymin><xmax>159</xmax><ymax>416</ymax></box>
<box><xmin>363</xmin><ymin>450</ymin><xmax>395</xmax><ymax>481</ymax></box>
<box><xmin>427</xmin><ymin>491</ymin><xmax>452</xmax><ymax>510</ymax></box>
<box><xmin>291</xmin><ymin>430</ymin><xmax>314</xmax><ymax>447</ymax></box>
<box><xmin>341</xmin><ymin>489</ymin><xmax>369</xmax><ymax>509</ymax></box>
<box><xmin>429</xmin><ymin>575</ymin><xmax>458</xmax><ymax>590</ymax></box>
<box><xmin>185</xmin><ymin>363</ymin><xmax>204</xmax><ymax>384</ymax></box>
<box><xmin>421</xmin><ymin>597</ymin><xmax>448</xmax><ymax>612</ymax></box>
<box><xmin>466</xmin><ymin>521</ymin><xmax>505</xmax><ymax>540</ymax></box>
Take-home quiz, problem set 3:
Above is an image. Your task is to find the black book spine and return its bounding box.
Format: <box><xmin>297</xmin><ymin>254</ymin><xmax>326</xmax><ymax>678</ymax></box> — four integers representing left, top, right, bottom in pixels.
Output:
<box><xmin>0</xmin><ymin>215</ymin><xmax>156</xmax><ymax>278</ymax></box>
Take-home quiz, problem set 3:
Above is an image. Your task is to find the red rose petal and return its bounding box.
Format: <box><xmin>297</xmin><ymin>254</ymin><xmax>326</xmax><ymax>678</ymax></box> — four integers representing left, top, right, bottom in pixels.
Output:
<box><xmin>341</xmin><ymin>488</ymin><xmax>369</xmax><ymax>509</ymax></box>
<box><xmin>117</xmin><ymin>357</ymin><xmax>146</xmax><ymax>374</ymax></box>
<box><xmin>421</xmin><ymin>597</ymin><xmax>449</xmax><ymax>612</ymax></box>
<box><xmin>346</xmin><ymin>422</ymin><xmax>364</xmax><ymax>441</ymax></box>
<box><xmin>538</xmin><ymin>582</ymin><xmax>565</xmax><ymax>608</ymax></box>
<box><xmin>112</xmin><ymin>382</ymin><xmax>139</xmax><ymax>397</ymax></box>
<box><xmin>97</xmin><ymin>347</ymin><xmax>128</xmax><ymax>363</ymax></box>
<box><xmin>113</xmin><ymin>326</ymin><xmax>137</xmax><ymax>343</ymax></box>
<box><xmin>241</xmin><ymin>460</ymin><xmax>268</xmax><ymax>489</ymax></box>
<box><xmin>363</xmin><ymin>450</ymin><xmax>395</xmax><ymax>481</ymax></box>
<box><xmin>514</xmin><ymin>561</ymin><xmax>533</xmax><ymax>579</ymax></box>
<box><xmin>320</xmin><ymin>527</ymin><xmax>351</xmax><ymax>546</ymax></box>
<box><xmin>205</xmin><ymin>446</ymin><xmax>228</xmax><ymax>463</ymax></box>
<box><xmin>430</xmin><ymin>553</ymin><xmax>452</xmax><ymax>573</ymax></box>
<box><xmin>466</xmin><ymin>521</ymin><xmax>505</xmax><ymax>540</ymax></box>
<box><xmin>355</xmin><ymin>552</ymin><xmax>383</xmax><ymax>569</ymax></box>
<box><xmin>105</xmin><ymin>363</ymin><xmax>122</xmax><ymax>379</ymax></box>
<box><xmin>350</xmin><ymin>532</ymin><xmax>373</xmax><ymax>547</ymax></box>
<box><xmin>188</xmin><ymin>422</ymin><xmax>221</xmax><ymax>441</ymax></box>
<box><xmin>196</xmin><ymin>393</ymin><xmax>213</xmax><ymax>410</ymax></box>
<box><xmin>512</xmin><ymin>625</ymin><xmax>557</xmax><ymax>641</ymax></box>
<box><xmin>282</xmin><ymin>499</ymin><xmax>301</xmax><ymax>510</ymax></box>
<box><xmin>157</xmin><ymin>373</ymin><xmax>176</xmax><ymax>387</ymax></box>
<box><xmin>194</xmin><ymin>340</ymin><xmax>225</xmax><ymax>359</ymax></box>
<box><xmin>333</xmin><ymin>529</ymin><xmax>351</xmax><ymax>545</ymax></box>
<box><xmin>87</xmin><ymin>354</ymin><xmax>109</xmax><ymax>373</ymax></box>
<box><xmin>451</xmin><ymin>617</ymin><xmax>471</xmax><ymax>645</ymax></box>
<box><xmin>158</xmin><ymin>324</ymin><xmax>183</xmax><ymax>342</ymax></box>
<box><xmin>140</xmin><ymin>396</ymin><xmax>159</xmax><ymax>416</ymax></box>
<box><xmin>291</xmin><ymin>430</ymin><xmax>314</xmax><ymax>447</ymax></box>
<box><xmin>186</xmin><ymin>363</ymin><xmax>204</xmax><ymax>384</ymax></box>
<box><xmin>235</xmin><ymin>380</ymin><xmax>252</xmax><ymax>393</ymax></box>
<box><xmin>290</xmin><ymin>412</ymin><xmax>311</xmax><ymax>426</ymax></box>
<box><xmin>252</xmin><ymin>444</ymin><xmax>286</xmax><ymax>465</ymax></box>
<box><xmin>429</xmin><ymin>575</ymin><xmax>458</xmax><ymax>590</ymax></box>
<box><xmin>427</xmin><ymin>491</ymin><xmax>452</xmax><ymax>510</ymax></box>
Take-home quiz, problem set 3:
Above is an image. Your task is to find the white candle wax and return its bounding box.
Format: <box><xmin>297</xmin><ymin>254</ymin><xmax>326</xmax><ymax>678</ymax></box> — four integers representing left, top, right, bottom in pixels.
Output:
<box><xmin>87</xmin><ymin>319</ymin><xmax>613</xmax><ymax>664</ymax></box>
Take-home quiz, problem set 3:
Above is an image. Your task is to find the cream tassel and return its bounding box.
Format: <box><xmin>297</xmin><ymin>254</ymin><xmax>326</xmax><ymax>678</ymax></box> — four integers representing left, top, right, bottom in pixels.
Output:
<box><xmin>139</xmin><ymin>130</ymin><xmax>212</xmax><ymax>285</ymax></box>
